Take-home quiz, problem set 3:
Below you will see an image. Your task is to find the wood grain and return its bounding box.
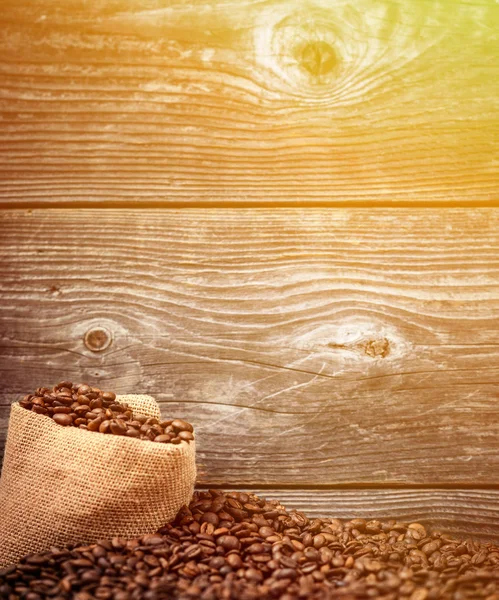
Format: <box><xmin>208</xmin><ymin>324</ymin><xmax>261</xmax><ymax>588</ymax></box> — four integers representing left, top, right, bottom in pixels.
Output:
<box><xmin>0</xmin><ymin>0</ymin><xmax>498</xmax><ymax>206</ymax></box>
<box><xmin>1</xmin><ymin>208</ymin><xmax>499</xmax><ymax>486</ymax></box>
<box><xmin>233</xmin><ymin>489</ymin><xmax>499</xmax><ymax>543</ymax></box>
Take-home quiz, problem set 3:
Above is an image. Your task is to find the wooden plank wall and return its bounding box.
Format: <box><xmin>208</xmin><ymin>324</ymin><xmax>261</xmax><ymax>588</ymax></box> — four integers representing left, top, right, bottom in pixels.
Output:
<box><xmin>1</xmin><ymin>0</ymin><xmax>499</xmax><ymax>541</ymax></box>
<box><xmin>0</xmin><ymin>0</ymin><xmax>498</xmax><ymax>206</ymax></box>
<box><xmin>2</xmin><ymin>209</ymin><xmax>499</xmax><ymax>540</ymax></box>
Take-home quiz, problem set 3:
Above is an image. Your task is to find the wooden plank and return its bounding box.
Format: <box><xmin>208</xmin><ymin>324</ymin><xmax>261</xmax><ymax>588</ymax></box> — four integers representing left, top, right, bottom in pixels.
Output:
<box><xmin>1</xmin><ymin>208</ymin><xmax>499</xmax><ymax>485</ymax></box>
<box><xmin>231</xmin><ymin>489</ymin><xmax>499</xmax><ymax>543</ymax></box>
<box><xmin>0</xmin><ymin>0</ymin><xmax>498</xmax><ymax>206</ymax></box>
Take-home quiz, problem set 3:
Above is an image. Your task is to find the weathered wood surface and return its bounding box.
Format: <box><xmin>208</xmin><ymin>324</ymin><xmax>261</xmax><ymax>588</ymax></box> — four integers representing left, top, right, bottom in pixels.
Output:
<box><xmin>243</xmin><ymin>489</ymin><xmax>499</xmax><ymax>543</ymax></box>
<box><xmin>0</xmin><ymin>0</ymin><xmax>498</xmax><ymax>206</ymax></box>
<box><xmin>1</xmin><ymin>208</ymin><xmax>499</xmax><ymax>486</ymax></box>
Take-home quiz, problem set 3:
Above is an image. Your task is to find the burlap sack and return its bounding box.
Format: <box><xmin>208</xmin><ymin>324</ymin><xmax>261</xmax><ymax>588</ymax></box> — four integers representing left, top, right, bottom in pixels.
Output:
<box><xmin>0</xmin><ymin>395</ymin><xmax>196</xmax><ymax>567</ymax></box>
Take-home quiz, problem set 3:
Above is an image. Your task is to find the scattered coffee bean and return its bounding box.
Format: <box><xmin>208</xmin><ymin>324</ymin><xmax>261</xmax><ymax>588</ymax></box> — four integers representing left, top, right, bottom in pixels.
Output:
<box><xmin>218</xmin><ymin>535</ymin><xmax>241</xmax><ymax>551</ymax></box>
<box><xmin>3</xmin><ymin>490</ymin><xmax>499</xmax><ymax>599</ymax></box>
<box><xmin>18</xmin><ymin>382</ymin><xmax>195</xmax><ymax>446</ymax></box>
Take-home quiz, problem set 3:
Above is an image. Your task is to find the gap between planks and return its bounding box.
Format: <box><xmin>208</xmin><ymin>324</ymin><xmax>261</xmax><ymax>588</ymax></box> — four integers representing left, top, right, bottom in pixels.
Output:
<box><xmin>2</xmin><ymin>201</ymin><xmax>499</xmax><ymax>210</ymax></box>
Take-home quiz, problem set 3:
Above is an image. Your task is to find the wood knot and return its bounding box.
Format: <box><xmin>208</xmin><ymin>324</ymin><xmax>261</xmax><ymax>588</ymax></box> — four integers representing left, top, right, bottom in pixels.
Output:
<box><xmin>84</xmin><ymin>327</ymin><xmax>112</xmax><ymax>353</ymax></box>
<box><xmin>364</xmin><ymin>338</ymin><xmax>390</xmax><ymax>359</ymax></box>
<box><xmin>299</xmin><ymin>41</ymin><xmax>338</xmax><ymax>76</ymax></box>
<box><xmin>253</xmin><ymin>6</ymin><xmax>343</xmax><ymax>96</ymax></box>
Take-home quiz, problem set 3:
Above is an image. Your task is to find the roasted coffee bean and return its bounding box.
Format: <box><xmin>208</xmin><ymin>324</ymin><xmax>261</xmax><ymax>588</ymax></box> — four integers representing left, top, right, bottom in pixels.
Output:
<box><xmin>218</xmin><ymin>535</ymin><xmax>241</xmax><ymax>551</ymax></box>
<box><xmin>146</xmin><ymin>428</ymin><xmax>157</xmax><ymax>441</ymax></box>
<box><xmin>89</xmin><ymin>398</ymin><xmax>103</xmax><ymax>410</ymax></box>
<box><xmin>312</xmin><ymin>534</ymin><xmax>327</xmax><ymax>549</ymax></box>
<box><xmin>52</xmin><ymin>413</ymin><xmax>72</xmax><ymax>427</ymax></box>
<box><xmin>86</xmin><ymin>418</ymin><xmax>101</xmax><ymax>432</ymax></box>
<box><xmin>98</xmin><ymin>420</ymin><xmax>111</xmax><ymax>434</ymax></box>
<box><xmin>53</xmin><ymin>406</ymin><xmax>72</xmax><ymax>414</ymax></box>
<box><xmin>4</xmin><ymin>492</ymin><xmax>499</xmax><ymax>599</ymax></box>
<box><xmin>125</xmin><ymin>428</ymin><xmax>140</xmax><ymax>438</ymax></box>
<box><xmin>408</xmin><ymin>523</ymin><xmax>427</xmax><ymax>540</ymax></box>
<box><xmin>57</xmin><ymin>380</ymin><xmax>73</xmax><ymax>390</ymax></box>
<box><xmin>201</xmin><ymin>512</ymin><xmax>220</xmax><ymax>527</ymax></box>
<box><xmin>109</xmin><ymin>420</ymin><xmax>127</xmax><ymax>435</ymax></box>
<box><xmin>18</xmin><ymin>381</ymin><xmax>195</xmax><ymax>446</ymax></box>
<box><xmin>171</xmin><ymin>419</ymin><xmax>194</xmax><ymax>433</ymax></box>
<box><xmin>259</xmin><ymin>526</ymin><xmax>274</xmax><ymax>539</ymax></box>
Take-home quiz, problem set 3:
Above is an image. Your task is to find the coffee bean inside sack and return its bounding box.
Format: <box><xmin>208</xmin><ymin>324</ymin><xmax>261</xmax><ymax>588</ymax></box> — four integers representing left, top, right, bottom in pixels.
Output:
<box><xmin>19</xmin><ymin>381</ymin><xmax>194</xmax><ymax>445</ymax></box>
<box><xmin>2</xmin><ymin>490</ymin><xmax>499</xmax><ymax>600</ymax></box>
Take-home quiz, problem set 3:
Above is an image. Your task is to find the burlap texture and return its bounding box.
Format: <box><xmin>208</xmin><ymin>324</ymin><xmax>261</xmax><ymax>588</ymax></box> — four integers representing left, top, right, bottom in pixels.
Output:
<box><xmin>0</xmin><ymin>395</ymin><xmax>196</xmax><ymax>567</ymax></box>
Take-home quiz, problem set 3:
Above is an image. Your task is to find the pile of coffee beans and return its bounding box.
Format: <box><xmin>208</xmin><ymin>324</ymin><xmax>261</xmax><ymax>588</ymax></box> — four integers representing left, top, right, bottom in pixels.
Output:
<box><xmin>19</xmin><ymin>381</ymin><xmax>194</xmax><ymax>445</ymax></box>
<box><xmin>2</xmin><ymin>490</ymin><xmax>499</xmax><ymax>600</ymax></box>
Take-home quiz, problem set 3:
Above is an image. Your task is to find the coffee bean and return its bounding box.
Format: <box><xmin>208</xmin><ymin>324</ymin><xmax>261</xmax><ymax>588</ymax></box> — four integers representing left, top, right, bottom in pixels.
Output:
<box><xmin>125</xmin><ymin>428</ymin><xmax>140</xmax><ymax>438</ymax></box>
<box><xmin>410</xmin><ymin>588</ymin><xmax>429</xmax><ymax>600</ymax></box>
<box><xmin>171</xmin><ymin>419</ymin><xmax>194</xmax><ymax>433</ymax></box>
<box><xmin>259</xmin><ymin>526</ymin><xmax>274</xmax><ymax>539</ymax></box>
<box><xmin>312</xmin><ymin>534</ymin><xmax>326</xmax><ymax>549</ymax></box>
<box><xmin>19</xmin><ymin>381</ymin><xmax>194</xmax><ymax>447</ymax></box>
<box><xmin>77</xmin><ymin>384</ymin><xmax>91</xmax><ymax>395</ymax></box>
<box><xmin>5</xmin><ymin>490</ymin><xmax>499</xmax><ymax>600</ymax></box>
<box><xmin>422</xmin><ymin>541</ymin><xmax>441</xmax><ymax>556</ymax></box>
<box><xmin>218</xmin><ymin>535</ymin><xmax>240</xmax><ymax>551</ymax></box>
<box><xmin>89</xmin><ymin>398</ymin><xmax>103</xmax><ymax>410</ymax></box>
<box><xmin>226</xmin><ymin>553</ymin><xmax>243</xmax><ymax>569</ymax></box>
<box><xmin>201</xmin><ymin>512</ymin><xmax>220</xmax><ymax>527</ymax></box>
<box><xmin>53</xmin><ymin>407</ymin><xmax>72</xmax><ymax>414</ymax></box>
<box><xmin>408</xmin><ymin>523</ymin><xmax>427</xmax><ymax>540</ymax></box>
<box><xmin>350</xmin><ymin>518</ymin><xmax>367</xmax><ymax>531</ymax></box>
<box><xmin>109</xmin><ymin>420</ymin><xmax>127</xmax><ymax>435</ymax></box>
<box><xmin>86</xmin><ymin>418</ymin><xmax>102</xmax><ymax>432</ymax></box>
<box><xmin>57</xmin><ymin>381</ymin><xmax>73</xmax><ymax>390</ymax></box>
<box><xmin>141</xmin><ymin>534</ymin><xmax>164</xmax><ymax>546</ymax></box>
<box><xmin>52</xmin><ymin>413</ymin><xmax>72</xmax><ymax>427</ymax></box>
<box><xmin>98</xmin><ymin>420</ymin><xmax>111</xmax><ymax>434</ymax></box>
